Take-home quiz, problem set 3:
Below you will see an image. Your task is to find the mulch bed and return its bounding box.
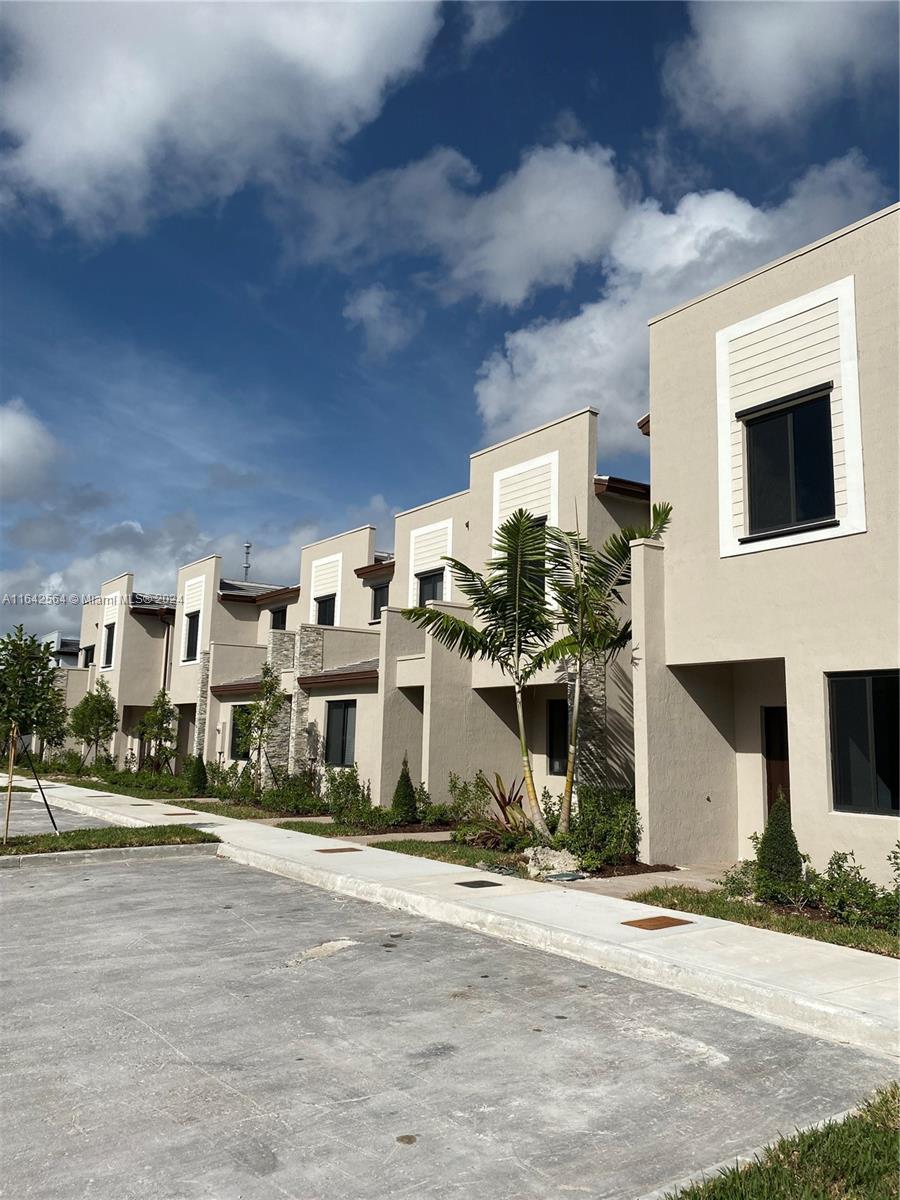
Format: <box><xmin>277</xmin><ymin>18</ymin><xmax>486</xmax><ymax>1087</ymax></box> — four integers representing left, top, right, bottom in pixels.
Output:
<box><xmin>587</xmin><ymin>861</ymin><xmax>676</xmax><ymax>878</ymax></box>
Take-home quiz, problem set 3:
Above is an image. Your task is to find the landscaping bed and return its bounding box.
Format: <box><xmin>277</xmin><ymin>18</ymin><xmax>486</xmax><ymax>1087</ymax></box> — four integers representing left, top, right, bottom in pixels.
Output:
<box><xmin>632</xmin><ymin>885</ymin><xmax>899</xmax><ymax>958</ymax></box>
<box><xmin>665</xmin><ymin>1083</ymin><xmax>899</xmax><ymax>1199</ymax></box>
<box><xmin>280</xmin><ymin>818</ymin><xmax>455</xmax><ymax>838</ymax></box>
<box><xmin>0</xmin><ymin>825</ymin><xmax>220</xmax><ymax>856</ymax></box>
<box><xmin>46</xmin><ymin>773</ymin><xmax>194</xmax><ymax>801</ymax></box>
<box><xmin>182</xmin><ymin>800</ymin><xmax>328</xmax><ymax>821</ymax></box>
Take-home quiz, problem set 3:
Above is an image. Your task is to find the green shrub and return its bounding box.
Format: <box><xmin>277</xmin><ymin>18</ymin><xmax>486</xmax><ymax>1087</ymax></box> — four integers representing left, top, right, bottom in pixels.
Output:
<box><xmin>325</xmin><ymin>765</ymin><xmax>373</xmax><ymax>825</ymax></box>
<box><xmin>45</xmin><ymin>748</ymin><xmax>86</xmax><ymax>775</ymax></box>
<box><xmin>390</xmin><ymin>755</ymin><xmax>418</xmax><ymax>824</ymax></box>
<box><xmin>446</xmin><ymin>771</ymin><xmax>491</xmax><ymax>822</ymax></box>
<box><xmin>206</xmin><ymin>760</ymin><xmax>254</xmax><ymax>802</ymax></box>
<box><xmin>452</xmin><ymin>820</ymin><xmax>532</xmax><ymax>852</ymax></box>
<box><xmin>755</xmin><ymin>792</ymin><xmax>803</xmax><ymax>902</ymax></box>
<box><xmin>184</xmin><ymin>755</ymin><xmax>208</xmax><ymax>797</ymax></box>
<box><xmin>259</xmin><ymin>768</ymin><xmax>328</xmax><ymax>816</ymax></box>
<box><xmin>420</xmin><ymin>801</ymin><xmax>454</xmax><ymax>826</ymax></box>
<box><xmin>806</xmin><ymin>851</ymin><xmax>899</xmax><ymax>934</ymax></box>
<box><xmin>564</xmin><ymin>784</ymin><xmax>640</xmax><ymax>869</ymax></box>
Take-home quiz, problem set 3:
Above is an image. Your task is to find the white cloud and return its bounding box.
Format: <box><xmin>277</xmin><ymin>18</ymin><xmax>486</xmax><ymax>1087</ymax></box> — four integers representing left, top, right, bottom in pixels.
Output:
<box><xmin>0</xmin><ymin>398</ymin><xmax>60</xmax><ymax>501</ymax></box>
<box><xmin>343</xmin><ymin>285</ymin><xmax>423</xmax><ymax>357</ymax></box>
<box><xmin>462</xmin><ymin>2</ymin><xmax>515</xmax><ymax>52</ymax></box>
<box><xmin>664</xmin><ymin>1</ymin><xmax>897</xmax><ymax>132</ymax></box>
<box><xmin>298</xmin><ymin>142</ymin><xmax>632</xmax><ymax>307</ymax></box>
<box><xmin>475</xmin><ymin>152</ymin><xmax>888</xmax><ymax>451</ymax></box>
<box><xmin>1</xmin><ymin>1</ymin><xmax>442</xmax><ymax>234</ymax></box>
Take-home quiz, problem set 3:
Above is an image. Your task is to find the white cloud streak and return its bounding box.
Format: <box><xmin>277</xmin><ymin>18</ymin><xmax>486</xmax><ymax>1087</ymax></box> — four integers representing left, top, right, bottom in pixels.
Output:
<box><xmin>0</xmin><ymin>398</ymin><xmax>60</xmax><ymax>501</ymax></box>
<box><xmin>343</xmin><ymin>285</ymin><xmax>423</xmax><ymax>357</ymax></box>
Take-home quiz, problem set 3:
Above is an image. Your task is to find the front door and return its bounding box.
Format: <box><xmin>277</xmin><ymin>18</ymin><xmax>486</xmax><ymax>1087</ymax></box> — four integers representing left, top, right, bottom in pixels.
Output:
<box><xmin>763</xmin><ymin>706</ymin><xmax>790</xmax><ymax>812</ymax></box>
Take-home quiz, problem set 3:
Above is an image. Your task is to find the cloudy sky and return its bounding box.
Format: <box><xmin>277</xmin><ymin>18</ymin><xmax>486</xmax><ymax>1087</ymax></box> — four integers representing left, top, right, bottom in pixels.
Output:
<box><xmin>1</xmin><ymin>0</ymin><xmax>897</xmax><ymax>635</ymax></box>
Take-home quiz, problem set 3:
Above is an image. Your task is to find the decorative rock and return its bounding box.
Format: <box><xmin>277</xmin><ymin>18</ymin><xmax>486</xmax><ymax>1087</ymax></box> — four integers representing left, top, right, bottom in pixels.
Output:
<box><xmin>523</xmin><ymin>846</ymin><xmax>580</xmax><ymax>879</ymax></box>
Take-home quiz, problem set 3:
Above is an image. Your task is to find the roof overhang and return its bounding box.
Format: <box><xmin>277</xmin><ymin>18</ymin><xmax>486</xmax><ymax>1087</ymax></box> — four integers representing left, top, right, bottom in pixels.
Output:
<box><xmin>354</xmin><ymin>561</ymin><xmax>395</xmax><ymax>582</ymax></box>
<box><xmin>594</xmin><ymin>475</ymin><xmax>651</xmax><ymax>501</ymax></box>
<box><xmin>297</xmin><ymin>668</ymin><xmax>379</xmax><ymax>689</ymax></box>
<box><xmin>255</xmin><ymin>585</ymin><xmax>300</xmax><ymax>606</ymax></box>
<box><xmin>210</xmin><ymin>679</ymin><xmax>262</xmax><ymax>698</ymax></box>
<box><xmin>637</xmin><ymin>412</ymin><xmax>651</xmax><ymax>437</ymax></box>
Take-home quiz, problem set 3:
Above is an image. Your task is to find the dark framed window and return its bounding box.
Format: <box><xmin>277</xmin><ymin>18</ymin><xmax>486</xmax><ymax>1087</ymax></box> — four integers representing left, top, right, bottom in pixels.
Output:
<box><xmin>102</xmin><ymin>622</ymin><xmax>115</xmax><ymax>668</ymax></box>
<box><xmin>82</xmin><ymin>645</ymin><xmax>95</xmax><ymax>667</ymax></box>
<box><xmin>371</xmin><ymin>583</ymin><xmax>389</xmax><ymax>622</ymax></box>
<box><xmin>417</xmin><ymin>570</ymin><xmax>443</xmax><ymax>606</ymax></box>
<box><xmin>325</xmin><ymin>700</ymin><xmax>356</xmax><ymax>767</ymax></box>
<box><xmin>829</xmin><ymin>671</ymin><xmax>898</xmax><ymax>815</ymax></box>
<box><xmin>271</xmin><ymin>606</ymin><xmax>287</xmax><ymax>631</ymax></box>
<box><xmin>316</xmin><ymin>595</ymin><xmax>336</xmax><ymax>626</ymax></box>
<box><xmin>229</xmin><ymin>706</ymin><xmax>250</xmax><ymax>761</ymax></box>
<box><xmin>741</xmin><ymin>390</ymin><xmax>835</xmax><ymax>541</ymax></box>
<box><xmin>184</xmin><ymin>611</ymin><xmax>200</xmax><ymax>661</ymax></box>
<box><xmin>547</xmin><ymin>698</ymin><xmax>568</xmax><ymax>776</ymax></box>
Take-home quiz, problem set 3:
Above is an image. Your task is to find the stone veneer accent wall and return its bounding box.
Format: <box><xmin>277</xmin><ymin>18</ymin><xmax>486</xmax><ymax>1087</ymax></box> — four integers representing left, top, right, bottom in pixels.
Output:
<box><xmin>572</xmin><ymin>657</ymin><xmax>608</xmax><ymax>789</ymax></box>
<box><xmin>263</xmin><ymin>630</ymin><xmax>299</xmax><ymax>785</ymax></box>
<box><xmin>192</xmin><ymin>651</ymin><xmax>210</xmax><ymax>758</ymax></box>
<box><xmin>288</xmin><ymin>627</ymin><xmax>325</xmax><ymax>774</ymax></box>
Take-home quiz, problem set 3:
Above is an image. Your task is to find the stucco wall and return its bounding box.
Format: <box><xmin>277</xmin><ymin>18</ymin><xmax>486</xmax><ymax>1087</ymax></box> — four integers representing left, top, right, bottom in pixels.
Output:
<box><xmin>299</xmin><ymin>527</ymin><xmax>377</xmax><ymax>631</ymax></box>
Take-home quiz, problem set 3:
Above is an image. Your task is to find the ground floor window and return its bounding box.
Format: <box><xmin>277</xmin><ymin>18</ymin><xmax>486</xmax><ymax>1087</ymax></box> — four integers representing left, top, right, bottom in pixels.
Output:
<box><xmin>547</xmin><ymin>697</ymin><xmax>568</xmax><ymax>776</ymax></box>
<box><xmin>229</xmin><ymin>706</ymin><xmax>250</xmax><ymax>761</ymax></box>
<box><xmin>325</xmin><ymin>700</ymin><xmax>356</xmax><ymax>767</ymax></box>
<box><xmin>828</xmin><ymin>670</ymin><xmax>898</xmax><ymax>815</ymax></box>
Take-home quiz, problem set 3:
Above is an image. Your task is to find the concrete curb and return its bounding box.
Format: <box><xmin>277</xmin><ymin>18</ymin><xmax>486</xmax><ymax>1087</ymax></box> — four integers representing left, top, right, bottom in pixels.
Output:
<box><xmin>0</xmin><ymin>843</ymin><xmax>220</xmax><ymax>869</ymax></box>
<box><xmin>216</xmin><ymin>841</ymin><xmax>898</xmax><ymax>1058</ymax></box>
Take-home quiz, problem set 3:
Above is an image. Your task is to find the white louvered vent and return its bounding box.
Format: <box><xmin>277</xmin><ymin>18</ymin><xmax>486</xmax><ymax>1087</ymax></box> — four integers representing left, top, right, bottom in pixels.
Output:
<box><xmin>493</xmin><ymin>452</ymin><xmax>558</xmax><ymax>529</ymax></box>
<box><xmin>408</xmin><ymin>520</ymin><xmax>452</xmax><ymax>605</ymax></box>
<box><xmin>309</xmin><ymin>554</ymin><xmax>342</xmax><ymax>624</ymax></box>
<box><xmin>181</xmin><ymin>576</ymin><xmax>205</xmax><ymax>661</ymax></box>
<box><xmin>716</xmin><ymin>276</ymin><xmax>865</xmax><ymax>557</ymax></box>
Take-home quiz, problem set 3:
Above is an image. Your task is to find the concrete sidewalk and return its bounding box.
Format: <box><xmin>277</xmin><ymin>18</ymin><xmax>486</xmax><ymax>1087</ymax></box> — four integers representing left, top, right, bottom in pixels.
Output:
<box><xmin>20</xmin><ymin>777</ymin><xmax>900</xmax><ymax>1057</ymax></box>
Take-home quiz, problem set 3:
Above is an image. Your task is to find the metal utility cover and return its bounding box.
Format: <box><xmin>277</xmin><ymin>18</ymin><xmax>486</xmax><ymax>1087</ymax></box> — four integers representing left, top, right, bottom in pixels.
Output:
<box><xmin>315</xmin><ymin>847</ymin><xmax>364</xmax><ymax>854</ymax></box>
<box><xmin>622</xmin><ymin>915</ymin><xmax>694</xmax><ymax>930</ymax></box>
<box><xmin>456</xmin><ymin>880</ymin><xmax>502</xmax><ymax>888</ymax></box>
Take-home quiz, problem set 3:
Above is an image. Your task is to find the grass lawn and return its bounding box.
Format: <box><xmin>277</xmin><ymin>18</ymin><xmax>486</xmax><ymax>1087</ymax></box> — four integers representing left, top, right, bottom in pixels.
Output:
<box><xmin>0</xmin><ymin>825</ymin><xmax>220</xmax><ymax>856</ymax></box>
<box><xmin>279</xmin><ymin>818</ymin><xmax>455</xmax><ymax>838</ymax></box>
<box><xmin>667</xmin><ymin>1084</ymin><xmax>898</xmax><ymax>1199</ymax></box>
<box><xmin>632</xmin><ymin>885</ymin><xmax>898</xmax><ymax>958</ymax></box>
<box><xmin>181</xmin><ymin>801</ymin><xmax>329</xmax><ymax>821</ymax></box>
<box><xmin>364</xmin><ymin>838</ymin><xmax>525</xmax><ymax>874</ymax></box>
<box><xmin>46</xmin><ymin>774</ymin><xmax>193</xmax><ymax>801</ymax></box>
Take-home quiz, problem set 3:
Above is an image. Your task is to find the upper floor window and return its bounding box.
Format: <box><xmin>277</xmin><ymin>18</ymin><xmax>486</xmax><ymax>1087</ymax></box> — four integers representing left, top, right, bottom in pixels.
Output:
<box><xmin>829</xmin><ymin>671</ymin><xmax>898</xmax><ymax>816</ymax></box>
<box><xmin>417</xmin><ymin>570</ymin><xmax>443</xmax><ymax>606</ymax></box>
<box><xmin>82</xmin><ymin>645</ymin><xmax>95</xmax><ymax>668</ymax></box>
<box><xmin>316</xmin><ymin>594</ymin><xmax>336</xmax><ymax>627</ymax></box>
<box><xmin>325</xmin><ymin>699</ymin><xmax>356</xmax><ymax>767</ymax></box>
<box><xmin>184</xmin><ymin>611</ymin><xmax>200</xmax><ymax>661</ymax></box>
<box><xmin>371</xmin><ymin>583</ymin><xmax>389</xmax><ymax>622</ymax></box>
<box><xmin>740</xmin><ymin>389</ymin><xmax>835</xmax><ymax>542</ymax></box>
<box><xmin>271</xmin><ymin>606</ymin><xmax>287</xmax><ymax>631</ymax></box>
<box><xmin>102</xmin><ymin>623</ymin><xmax>115</xmax><ymax>668</ymax></box>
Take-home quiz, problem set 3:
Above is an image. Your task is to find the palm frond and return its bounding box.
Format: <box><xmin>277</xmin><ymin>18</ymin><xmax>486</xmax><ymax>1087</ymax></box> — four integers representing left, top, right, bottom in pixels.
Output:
<box><xmin>400</xmin><ymin>606</ymin><xmax>494</xmax><ymax>661</ymax></box>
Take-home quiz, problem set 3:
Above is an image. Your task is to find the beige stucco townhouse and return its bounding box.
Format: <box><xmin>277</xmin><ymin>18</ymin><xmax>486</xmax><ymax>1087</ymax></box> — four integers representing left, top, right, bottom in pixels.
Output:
<box><xmin>77</xmin><ymin>573</ymin><xmax>175</xmax><ymax>763</ymax></box>
<box><xmin>290</xmin><ymin>409</ymin><xmax>651</xmax><ymax>808</ymax></box>
<box><xmin>631</xmin><ymin>204</ymin><xmax>899</xmax><ymax>883</ymax></box>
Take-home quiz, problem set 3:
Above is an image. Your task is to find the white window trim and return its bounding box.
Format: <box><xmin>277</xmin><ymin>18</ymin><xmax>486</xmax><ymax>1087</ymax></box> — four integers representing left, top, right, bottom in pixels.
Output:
<box><xmin>99</xmin><ymin>601</ymin><xmax>121</xmax><ymax>671</ymax></box>
<box><xmin>492</xmin><ymin>450</ymin><xmax>559</xmax><ymax>533</ymax></box>
<box><xmin>716</xmin><ymin>276</ymin><xmax>865</xmax><ymax>558</ymax></box>
<box><xmin>408</xmin><ymin>518</ymin><xmax>453</xmax><ymax>607</ymax></box>
<box><xmin>309</xmin><ymin>552</ymin><xmax>342</xmax><ymax>626</ymax></box>
<box><xmin>180</xmin><ymin>575</ymin><xmax>205</xmax><ymax>663</ymax></box>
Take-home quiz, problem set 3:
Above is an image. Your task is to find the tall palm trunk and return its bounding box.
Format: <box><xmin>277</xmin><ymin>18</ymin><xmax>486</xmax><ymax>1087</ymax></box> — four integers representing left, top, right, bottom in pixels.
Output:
<box><xmin>514</xmin><ymin>683</ymin><xmax>550</xmax><ymax>838</ymax></box>
<box><xmin>558</xmin><ymin>660</ymin><xmax>581</xmax><ymax>834</ymax></box>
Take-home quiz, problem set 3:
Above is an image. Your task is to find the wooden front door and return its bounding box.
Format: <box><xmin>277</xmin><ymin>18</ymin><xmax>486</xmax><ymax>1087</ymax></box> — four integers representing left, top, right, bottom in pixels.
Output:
<box><xmin>763</xmin><ymin>706</ymin><xmax>790</xmax><ymax>812</ymax></box>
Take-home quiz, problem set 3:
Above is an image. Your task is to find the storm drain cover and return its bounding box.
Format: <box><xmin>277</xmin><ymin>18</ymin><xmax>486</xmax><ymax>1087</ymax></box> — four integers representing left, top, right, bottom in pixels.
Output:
<box><xmin>129</xmin><ymin>803</ymin><xmax>154</xmax><ymax>807</ymax></box>
<box><xmin>163</xmin><ymin>811</ymin><xmax>197</xmax><ymax>816</ymax></box>
<box><xmin>314</xmin><ymin>847</ymin><xmax>364</xmax><ymax>854</ymax></box>
<box><xmin>456</xmin><ymin>880</ymin><xmax>502</xmax><ymax>888</ymax></box>
<box><xmin>622</xmin><ymin>915</ymin><xmax>694</xmax><ymax>930</ymax></box>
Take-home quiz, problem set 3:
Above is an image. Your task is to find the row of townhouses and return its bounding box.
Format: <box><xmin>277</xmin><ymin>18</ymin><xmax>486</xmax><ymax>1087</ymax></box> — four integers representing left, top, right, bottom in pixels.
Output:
<box><xmin>58</xmin><ymin>205</ymin><xmax>898</xmax><ymax>882</ymax></box>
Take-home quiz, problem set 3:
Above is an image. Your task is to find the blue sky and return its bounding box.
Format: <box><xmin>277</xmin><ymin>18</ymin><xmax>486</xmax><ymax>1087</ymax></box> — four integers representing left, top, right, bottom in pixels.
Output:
<box><xmin>1</xmin><ymin>1</ymin><xmax>897</xmax><ymax>634</ymax></box>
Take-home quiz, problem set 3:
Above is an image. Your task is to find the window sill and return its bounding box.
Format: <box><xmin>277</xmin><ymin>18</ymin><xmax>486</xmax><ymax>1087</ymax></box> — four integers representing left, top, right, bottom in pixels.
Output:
<box><xmin>832</xmin><ymin>806</ymin><xmax>899</xmax><ymax>819</ymax></box>
<box><xmin>738</xmin><ymin>517</ymin><xmax>839</xmax><ymax>545</ymax></box>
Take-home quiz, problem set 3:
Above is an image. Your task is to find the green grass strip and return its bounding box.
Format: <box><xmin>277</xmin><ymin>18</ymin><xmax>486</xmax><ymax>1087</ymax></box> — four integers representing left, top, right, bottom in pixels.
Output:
<box><xmin>1</xmin><ymin>825</ymin><xmax>219</xmax><ymax>856</ymax></box>
<box><xmin>364</xmin><ymin>838</ymin><xmax>525</xmax><ymax>873</ymax></box>
<box><xmin>631</xmin><ymin>885</ymin><xmax>898</xmax><ymax>958</ymax></box>
<box><xmin>667</xmin><ymin>1084</ymin><xmax>898</xmax><ymax>1199</ymax></box>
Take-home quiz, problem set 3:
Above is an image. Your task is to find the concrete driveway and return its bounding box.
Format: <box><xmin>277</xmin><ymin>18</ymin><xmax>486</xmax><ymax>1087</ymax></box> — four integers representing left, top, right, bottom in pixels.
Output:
<box><xmin>2</xmin><ymin>853</ymin><xmax>893</xmax><ymax>1200</ymax></box>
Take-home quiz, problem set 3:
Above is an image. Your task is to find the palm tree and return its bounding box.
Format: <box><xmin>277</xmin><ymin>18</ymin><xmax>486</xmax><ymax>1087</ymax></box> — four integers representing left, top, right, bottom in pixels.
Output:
<box><xmin>537</xmin><ymin>502</ymin><xmax>672</xmax><ymax>833</ymax></box>
<box><xmin>402</xmin><ymin>509</ymin><xmax>554</xmax><ymax>836</ymax></box>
